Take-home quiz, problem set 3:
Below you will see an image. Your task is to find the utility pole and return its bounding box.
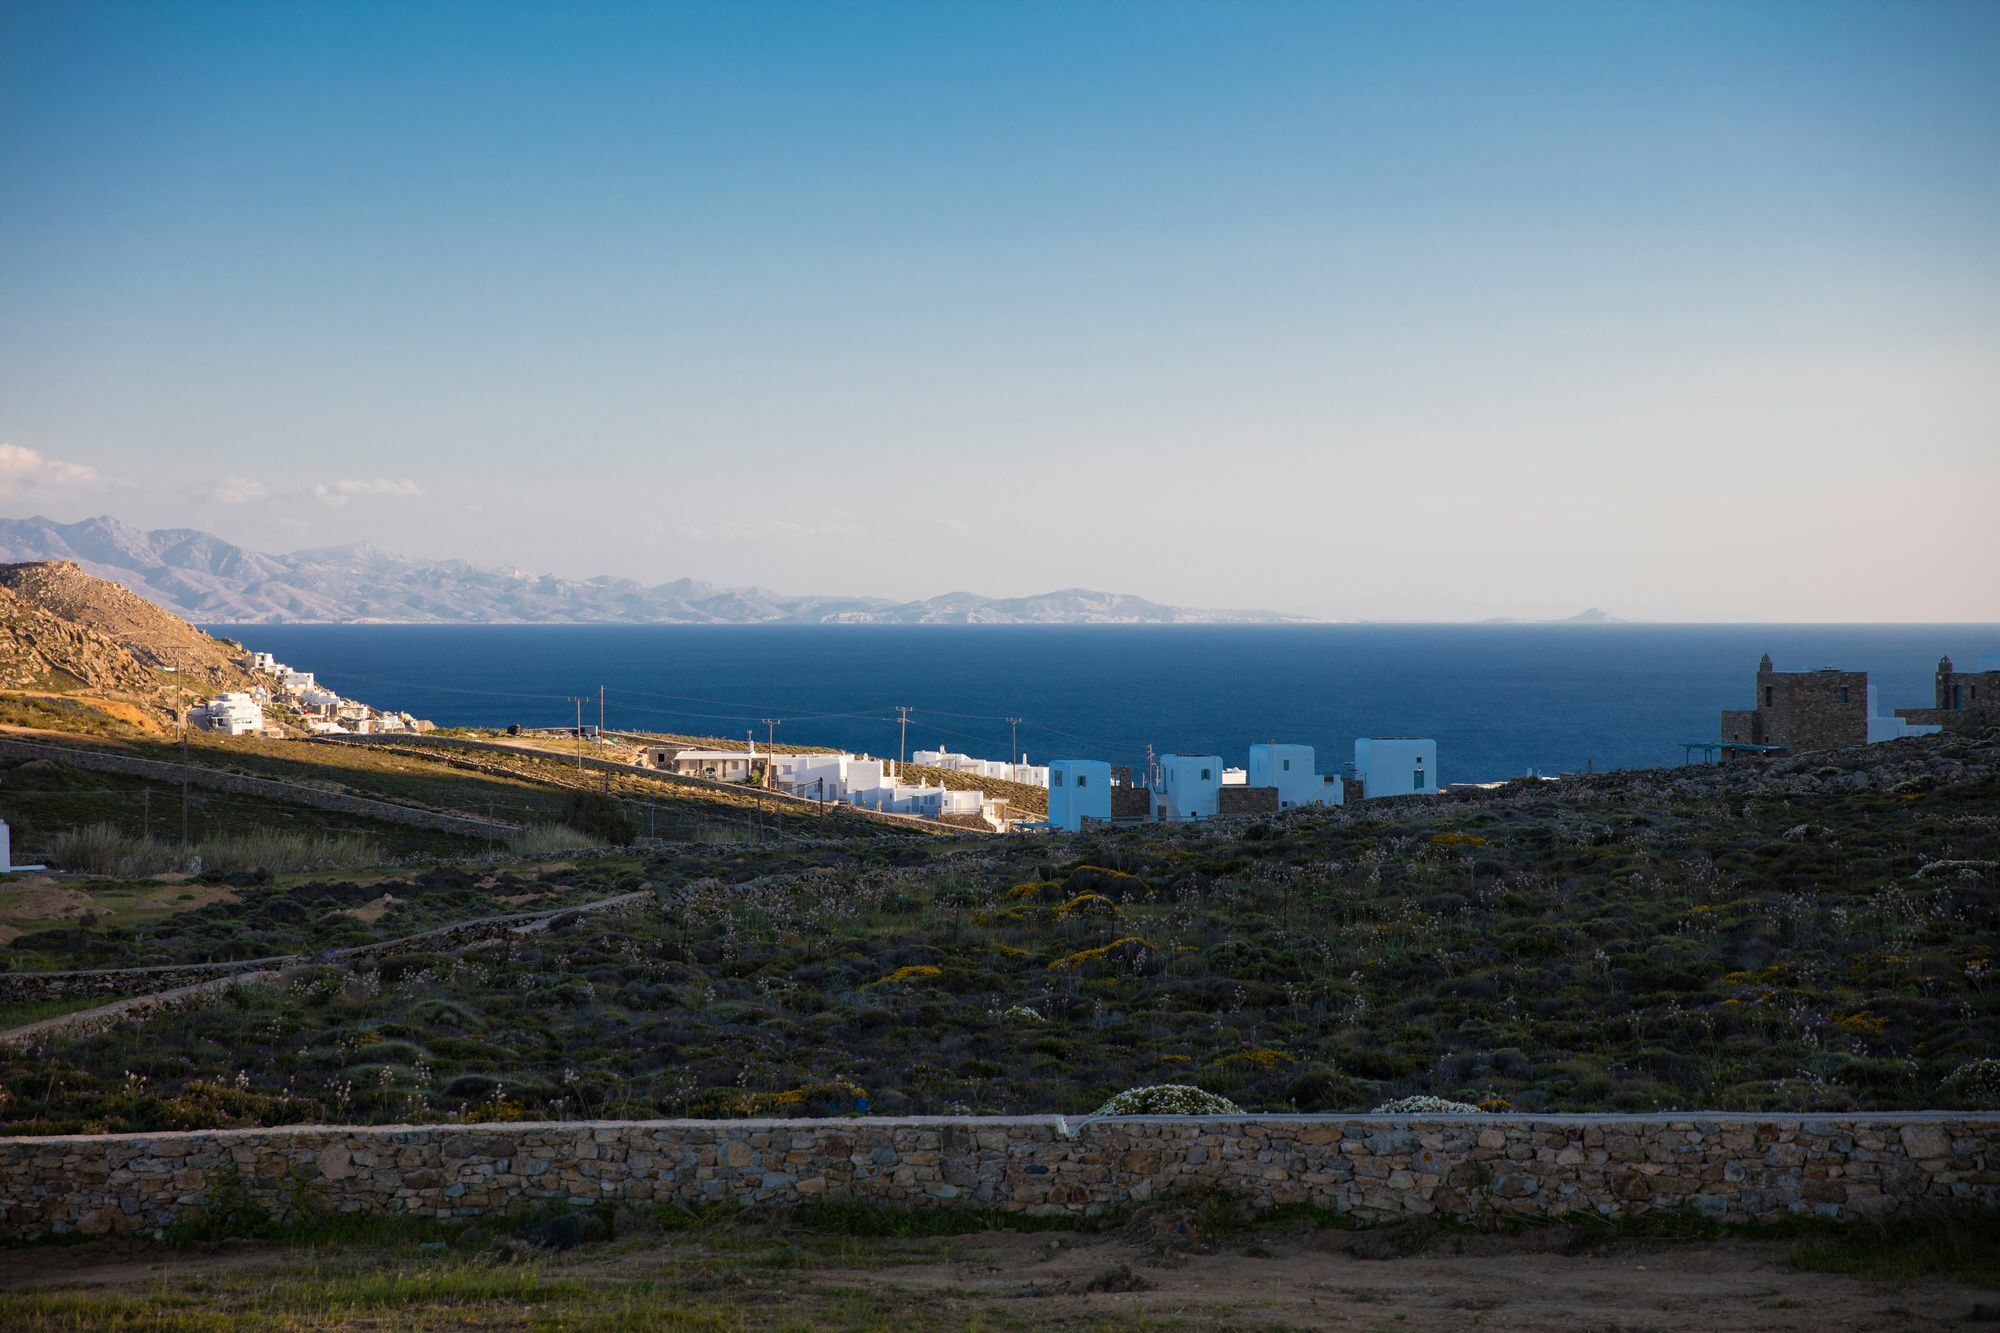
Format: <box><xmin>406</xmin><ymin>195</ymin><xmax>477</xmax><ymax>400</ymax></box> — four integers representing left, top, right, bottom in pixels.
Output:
<box><xmin>571</xmin><ymin>698</ymin><xmax>585</xmax><ymax>773</ymax></box>
<box><xmin>174</xmin><ymin>654</ymin><xmax>189</xmax><ymax>852</ymax></box>
<box><xmin>1006</xmin><ymin>717</ymin><xmax>1022</xmax><ymax>765</ymax></box>
<box><xmin>761</xmin><ymin>719</ymin><xmax>780</xmax><ymax>789</ymax></box>
<box><xmin>599</xmin><ymin>686</ymin><xmax>610</xmax><ymax>794</ymax></box>
<box><xmin>896</xmin><ymin>705</ymin><xmax>913</xmax><ymax>768</ymax></box>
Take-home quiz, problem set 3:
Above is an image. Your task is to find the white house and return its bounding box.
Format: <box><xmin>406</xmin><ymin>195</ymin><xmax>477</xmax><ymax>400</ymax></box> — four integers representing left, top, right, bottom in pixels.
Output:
<box><xmin>191</xmin><ymin>692</ymin><xmax>264</xmax><ymax>736</ymax></box>
<box><xmin>1867</xmin><ymin>685</ymin><xmax>1943</xmax><ymax>744</ymax></box>
<box><xmin>639</xmin><ymin>747</ymin><xmax>761</xmax><ymax>782</ymax></box>
<box><xmin>1</xmin><ymin>819</ymin><xmax>44</xmax><ymax>872</ymax></box>
<box><xmin>278</xmin><ymin>668</ymin><xmax>316</xmax><ymax>694</ymax></box>
<box><xmin>1248</xmin><ymin>743</ymin><xmax>1344</xmax><ymax>809</ymax></box>
<box><xmin>1047</xmin><ymin>759</ymin><xmax>1112</xmax><ymax>831</ymax></box>
<box><xmin>1353</xmin><ymin>737</ymin><xmax>1438</xmax><ymax>798</ymax></box>
<box><xmin>247</xmin><ymin>651</ymin><xmax>280</xmax><ymax>673</ymax></box>
<box><xmin>770</xmin><ymin>753</ymin><xmax>854</xmax><ymax>797</ymax></box>
<box><xmin>1155</xmin><ymin>754</ymin><xmax>1223</xmax><ymax>821</ymax></box>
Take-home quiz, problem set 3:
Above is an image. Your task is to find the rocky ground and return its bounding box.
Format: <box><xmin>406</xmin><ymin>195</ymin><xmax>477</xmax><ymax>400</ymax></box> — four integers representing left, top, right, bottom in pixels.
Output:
<box><xmin>0</xmin><ymin>1211</ymin><xmax>1990</xmax><ymax>1330</ymax></box>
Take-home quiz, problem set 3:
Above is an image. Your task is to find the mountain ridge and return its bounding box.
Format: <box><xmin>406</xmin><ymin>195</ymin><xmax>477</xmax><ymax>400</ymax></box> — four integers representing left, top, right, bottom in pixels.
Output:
<box><xmin>0</xmin><ymin>515</ymin><xmax>1316</xmax><ymax>626</ymax></box>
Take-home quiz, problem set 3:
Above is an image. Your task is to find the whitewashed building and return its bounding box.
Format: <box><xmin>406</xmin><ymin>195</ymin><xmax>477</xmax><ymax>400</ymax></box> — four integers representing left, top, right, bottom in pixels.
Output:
<box><xmin>1353</xmin><ymin>737</ymin><xmax>1438</xmax><ymax>798</ymax></box>
<box><xmin>190</xmin><ymin>692</ymin><xmax>264</xmax><ymax>736</ymax></box>
<box><xmin>1248</xmin><ymin>743</ymin><xmax>1344</xmax><ymax>809</ymax></box>
<box><xmin>1155</xmin><ymin>754</ymin><xmax>1223</xmax><ymax>821</ymax></box>
<box><xmin>1047</xmin><ymin>759</ymin><xmax>1112</xmax><ymax>831</ymax></box>
<box><xmin>1867</xmin><ymin>685</ymin><xmax>1943</xmax><ymax>744</ymax></box>
<box><xmin>638</xmin><ymin>747</ymin><xmax>761</xmax><ymax>782</ymax></box>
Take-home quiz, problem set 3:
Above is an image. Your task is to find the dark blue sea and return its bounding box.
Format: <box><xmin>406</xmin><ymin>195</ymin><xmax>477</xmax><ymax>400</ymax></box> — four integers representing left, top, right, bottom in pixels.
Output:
<box><xmin>203</xmin><ymin>624</ymin><xmax>1999</xmax><ymax>786</ymax></box>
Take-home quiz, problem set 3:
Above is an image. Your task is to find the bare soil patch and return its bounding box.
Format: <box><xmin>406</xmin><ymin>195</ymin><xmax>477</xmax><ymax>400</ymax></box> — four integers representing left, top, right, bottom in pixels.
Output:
<box><xmin>0</xmin><ymin>1225</ymin><xmax>1985</xmax><ymax>1330</ymax></box>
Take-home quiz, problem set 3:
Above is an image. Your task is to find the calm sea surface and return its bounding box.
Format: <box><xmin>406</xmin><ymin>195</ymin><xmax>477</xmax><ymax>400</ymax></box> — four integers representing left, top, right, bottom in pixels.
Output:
<box><xmin>203</xmin><ymin>624</ymin><xmax>1999</xmax><ymax>786</ymax></box>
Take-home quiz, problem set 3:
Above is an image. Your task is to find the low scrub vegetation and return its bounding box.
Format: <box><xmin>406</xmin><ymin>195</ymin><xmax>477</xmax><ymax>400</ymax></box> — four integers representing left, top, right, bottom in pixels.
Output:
<box><xmin>2</xmin><ymin>733</ymin><xmax>1995</xmax><ymax>1135</ymax></box>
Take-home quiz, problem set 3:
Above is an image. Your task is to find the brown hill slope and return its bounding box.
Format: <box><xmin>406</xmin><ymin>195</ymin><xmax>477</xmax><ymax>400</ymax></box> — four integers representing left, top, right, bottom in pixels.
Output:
<box><xmin>0</xmin><ymin>561</ymin><xmax>256</xmax><ymax>724</ymax></box>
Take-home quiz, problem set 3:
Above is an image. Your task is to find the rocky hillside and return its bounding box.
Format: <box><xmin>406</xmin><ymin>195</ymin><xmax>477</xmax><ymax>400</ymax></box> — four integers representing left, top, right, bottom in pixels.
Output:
<box><xmin>0</xmin><ymin>515</ymin><xmax>1311</xmax><ymax>625</ymax></box>
<box><xmin>0</xmin><ymin>561</ymin><xmax>256</xmax><ymax>723</ymax></box>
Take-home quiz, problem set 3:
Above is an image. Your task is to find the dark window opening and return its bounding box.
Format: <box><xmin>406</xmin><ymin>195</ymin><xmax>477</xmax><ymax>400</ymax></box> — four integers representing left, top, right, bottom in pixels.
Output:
<box><xmin>1840</xmin><ymin>687</ymin><xmax>1849</xmax><ymax>704</ymax></box>
<box><xmin>1764</xmin><ymin>686</ymin><xmax>1774</xmax><ymax>706</ymax></box>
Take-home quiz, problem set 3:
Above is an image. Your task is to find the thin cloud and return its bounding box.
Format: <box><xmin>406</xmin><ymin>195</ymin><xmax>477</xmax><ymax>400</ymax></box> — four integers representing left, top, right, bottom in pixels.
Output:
<box><xmin>313</xmin><ymin>478</ymin><xmax>424</xmax><ymax>506</ymax></box>
<box><xmin>210</xmin><ymin>477</ymin><xmax>266</xmax><ymax>504</ymax></box>
<box><xmin>0</xmin><ymin>443</ymin><xmax>98</xmax><ymax>499</ymax></box>
<box><xmin>681</xmin><ymin>515</ymin><xmax>865</xmax><ymax>544</ymax></box>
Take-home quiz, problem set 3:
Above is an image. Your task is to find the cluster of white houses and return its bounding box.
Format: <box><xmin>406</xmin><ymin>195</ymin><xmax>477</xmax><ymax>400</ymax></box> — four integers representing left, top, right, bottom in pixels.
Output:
<box><xmin>911</xmin><ymin>749</ymin><xmax>1050</xmax><ymax>788</ymax></box>
<box><xmin>635</xmin><ymin>744</ymin><xmax>1020</xmax><ymax>830</ymax></box>
<box><xmin>183</xmin><ymin>651</ymin><xmax>429</xmax><ymax>738</ymax></box>
<box><xmin>1045</xmin><ymin>737</ymin><xmax>1439</xmax><ymax>832</ymax></box>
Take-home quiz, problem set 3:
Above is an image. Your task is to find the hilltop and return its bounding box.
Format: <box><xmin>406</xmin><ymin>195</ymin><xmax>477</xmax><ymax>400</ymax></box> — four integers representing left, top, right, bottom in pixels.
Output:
<box><xmin>0</xmin><ymin>515</ymin><xmax>1314</xmax><ymax>625</ymax></box>
<box><xmin>0</xmin><ymin>561</ymin><xmax>256</xmax><ymax>728</ymax></box>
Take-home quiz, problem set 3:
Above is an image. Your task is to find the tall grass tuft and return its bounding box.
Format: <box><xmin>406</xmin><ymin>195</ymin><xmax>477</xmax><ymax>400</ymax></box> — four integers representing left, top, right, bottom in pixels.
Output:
<box><xmin>507</xmin><ymin>823</ymin><xmax>598</xmax><ymax>855</ymax></box>
<box><xmin>46</xmin><ymin>821</ymin><xmax>382</xmax><ymax>876</ymax></box>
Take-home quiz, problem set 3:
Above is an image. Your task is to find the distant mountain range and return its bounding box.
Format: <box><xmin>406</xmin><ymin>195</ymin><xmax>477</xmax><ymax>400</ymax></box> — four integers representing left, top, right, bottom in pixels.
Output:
<box><xmin>1481</xmin><ymin>608</ymin><xmax>1627</xmax><ymax>625</ymax></box>
<box><xmin>0</xmin><ymin>515</ymin><xmax>1315</xmax><ymax>626</ymax></box>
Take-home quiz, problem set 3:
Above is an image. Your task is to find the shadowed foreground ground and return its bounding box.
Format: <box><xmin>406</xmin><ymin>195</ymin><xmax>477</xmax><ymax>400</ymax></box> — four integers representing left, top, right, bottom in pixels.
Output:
<box><xmin>1</xmin><ymin>1206</ymin><xmax>1993</xmax><ymax>1330</ymax></box>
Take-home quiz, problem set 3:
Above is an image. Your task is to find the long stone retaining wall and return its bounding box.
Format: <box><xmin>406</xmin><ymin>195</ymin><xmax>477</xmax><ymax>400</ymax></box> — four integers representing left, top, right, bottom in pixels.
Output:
<box><xmin>326</xmin><ymin>734</ymin><xmax>971</xmax><ymax>836</ymax></box>
<box><xmin>0</xmin><ymin>891</ymin><xmax>651</xmax><ymax>1041</ymax></box>
<box><xmin>0</xmin><ymin>956</ymin><xmax>290</xmax><ymax>1006</ymax></box>
<box><xmin>1</xmin><ymin>1113</ymin><xmax>1994</xmax><ymax>1240</ymax></box>
<box><xmin>0</xmin><ymin>737</ymin><xmax>517</xmax><ymax>840</ymax></box>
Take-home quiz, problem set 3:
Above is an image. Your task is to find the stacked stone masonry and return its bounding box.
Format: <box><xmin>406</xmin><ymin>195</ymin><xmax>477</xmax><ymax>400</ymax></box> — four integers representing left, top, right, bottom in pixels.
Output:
<box><xmin>0</xmin><ymin>738</ymin><xmax>515</xmax><ymax>839</ymax></box>
<box><xmin>1</xmin><ymin>1114</ymin><xmax>1994</xmax><ymax>1240</ymax></box>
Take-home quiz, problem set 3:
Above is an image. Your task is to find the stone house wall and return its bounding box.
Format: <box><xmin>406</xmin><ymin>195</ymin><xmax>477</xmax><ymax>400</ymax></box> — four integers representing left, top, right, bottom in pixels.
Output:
<box><xmin>1719</xmin><ymin>661</ymin><xmax>1867</xmax><ymax>756</ymax></box>
<box><xmin>0</xmin><ymin>1113</ymin><xmax>1993</xmax><ymax>1241</ymax></box>
<box><xmin>1216</xmin><ymin>786</ymin><xmax>1279</xmax><ymax>816</ymax></box>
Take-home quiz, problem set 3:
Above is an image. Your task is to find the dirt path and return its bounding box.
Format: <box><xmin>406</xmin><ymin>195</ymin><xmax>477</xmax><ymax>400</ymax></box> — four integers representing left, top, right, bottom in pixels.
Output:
<box><xmin>0</xmin><ymin>1225</ymin><xmax>1983</xmax><ymax>1329</ymax></box>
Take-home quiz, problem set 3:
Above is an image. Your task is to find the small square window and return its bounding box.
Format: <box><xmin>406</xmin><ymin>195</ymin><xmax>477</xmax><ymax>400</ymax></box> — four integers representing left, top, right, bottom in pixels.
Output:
<box><xmin>1077</xmin><ymin>774</ymin><xmax>1088</xmax><ymax>787</ymax></box>
<box><xmin>1200</xmin><ymin>768</ymin><xmax>1211</xmax><ymax>781</ymax></box>
<box><xmin>1282</xmin><ymin>759</ymin><xmax>1291</xmax><ymax>771</ymax></box>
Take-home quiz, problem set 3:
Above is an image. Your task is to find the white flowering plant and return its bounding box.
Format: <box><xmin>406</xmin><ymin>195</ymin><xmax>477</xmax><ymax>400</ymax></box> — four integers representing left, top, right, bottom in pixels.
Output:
<box><xmin>1371</xmin><ymin>1095</ymin><xmax>1482</xmax><ymax>1114</ymax></box>
<box><xmin>1092</xmin><ymin>1084</ymin><xmax>1242</xmax><ymax>1116</ymax></box>
<box><xmin>1943</xmin><ymin>1058</ymin><xmax>2000</xmax><ymax>1108</ymax></box>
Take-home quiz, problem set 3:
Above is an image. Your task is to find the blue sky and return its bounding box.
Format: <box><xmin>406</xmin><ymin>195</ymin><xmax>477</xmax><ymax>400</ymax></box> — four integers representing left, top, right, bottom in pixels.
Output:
<box><xmin>2</xmin><ymin>1</ymin><xmax>1996</xmax><ymax>619</ymax></box>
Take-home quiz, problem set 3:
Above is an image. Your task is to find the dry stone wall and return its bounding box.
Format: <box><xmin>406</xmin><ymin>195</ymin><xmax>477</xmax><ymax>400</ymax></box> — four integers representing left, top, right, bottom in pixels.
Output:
<box><xmin>0</xmin><ymin>737</ymin><xmax>515</xmax><ymax>839</ymax></box>
<box><xmin>1</xmin><ymin>1113</ymin><xmax>1994</xmax><ymax>1240</ymax></box>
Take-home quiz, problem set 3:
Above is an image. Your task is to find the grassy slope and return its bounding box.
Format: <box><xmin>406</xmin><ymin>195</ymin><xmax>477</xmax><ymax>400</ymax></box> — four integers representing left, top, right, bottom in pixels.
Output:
<box><xmin>5</xmin><ymin>730</ymin><xmax>1996</xmax><ymax>1134</ymax></box>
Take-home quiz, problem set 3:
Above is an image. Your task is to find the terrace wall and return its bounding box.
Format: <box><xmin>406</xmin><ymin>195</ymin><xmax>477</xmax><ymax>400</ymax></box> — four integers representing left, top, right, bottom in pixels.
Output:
<box><xmin>1</xmin><ymin>1113</ymin><xmax>1994</xmax><ymax>1240</ymax></box>
<box><xmin>0</xmin><ymin>737</ymin><xmax>516</xmax><ymax>840</ymax></box>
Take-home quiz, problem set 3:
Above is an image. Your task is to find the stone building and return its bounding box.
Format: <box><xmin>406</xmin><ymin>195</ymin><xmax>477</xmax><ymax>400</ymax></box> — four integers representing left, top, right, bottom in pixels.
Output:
<box><xmin>1895</xmin><ymin>655</ymin><xmax>2000</xmax><ymax>736</ymax></box>
<box><xmin>1720</xmin><ymin>655</ymin><xmax>1867</xmax><ymax>757</ymax></box>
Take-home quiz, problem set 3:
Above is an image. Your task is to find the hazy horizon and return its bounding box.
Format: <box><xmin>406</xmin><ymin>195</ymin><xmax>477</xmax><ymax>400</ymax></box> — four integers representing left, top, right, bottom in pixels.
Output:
<box><xmin>3</xmin><ymin>1</ymin><xmax>1997</xmax><ymax>622</ymax></box>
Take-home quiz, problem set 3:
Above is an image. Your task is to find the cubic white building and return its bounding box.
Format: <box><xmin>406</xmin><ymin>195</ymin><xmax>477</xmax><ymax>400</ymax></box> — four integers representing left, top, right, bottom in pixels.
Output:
<box><xmin>1154</xmin><ymin>754</ymin><xmax>1223</xmax><ymax>821</ymax></box>
<box><xmin>1248</xmin><ymin>743</ymin><xmax>1344</xmax><ymax>809</ymax></box>
<box><xmin>1353</xmin><ymin>737</ymin><xmax>1438</xmax><ymax>798</ymax></box>
<box><xmin>1867</xmin><ymin>685</ymin><xmax>1943</xmax><ymax>744</ymax></box>
<box><xmin>1047</xmin><ymin>759</ymin><xmax>1112</xmax><ymax>831</ymax></box>
<box><xmin>190</xmin><ymin>692</ymin><xmax>264</xmax><ymax>736</ymax></box>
